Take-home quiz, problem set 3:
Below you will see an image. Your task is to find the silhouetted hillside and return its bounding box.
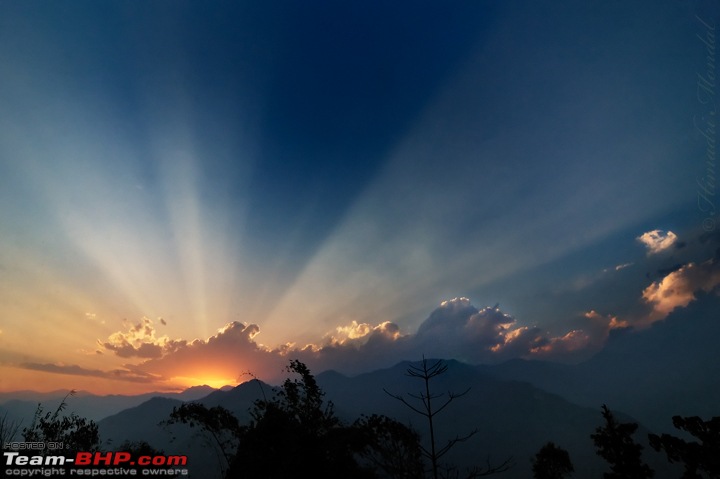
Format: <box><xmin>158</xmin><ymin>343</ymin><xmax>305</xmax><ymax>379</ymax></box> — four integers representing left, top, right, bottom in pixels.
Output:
<box><xmin>317</xmin><ymin>360</ymin><xmax>626</xmax><ymax>478</ymax></box>
<box><xmin>97</xmin><ymin>381</ymin><xmax>268</xmax><ymax>478</ymax></box>
<box><xmin>97</xmin><ymin>359</ymin><xmax>680</xmax><ymax>478</ymax></box>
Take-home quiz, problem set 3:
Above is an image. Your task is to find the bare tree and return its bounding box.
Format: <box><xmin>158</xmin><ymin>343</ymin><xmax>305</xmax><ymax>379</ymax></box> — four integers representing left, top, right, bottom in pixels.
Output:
<box><xmin>385</xmin><ymin>357</ymin><xmax>512</xmax><ymax>479</ymax></box>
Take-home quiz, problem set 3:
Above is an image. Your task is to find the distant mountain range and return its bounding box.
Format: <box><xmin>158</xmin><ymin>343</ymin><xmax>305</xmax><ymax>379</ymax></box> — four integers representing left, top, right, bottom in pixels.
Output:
<box><xmin>0</xmin><ymin>384</ymin><xmax>231</xmax><ymax>424</ymax></box>
<box><xmin>3</xmin><ymin>294</ymin><xmax>718</xmax><ymax>477</ymax></box>
<box><xmin>86</xmin><ymin>360</ymin><xmax>682</xmax><ymax>478</ymax></box>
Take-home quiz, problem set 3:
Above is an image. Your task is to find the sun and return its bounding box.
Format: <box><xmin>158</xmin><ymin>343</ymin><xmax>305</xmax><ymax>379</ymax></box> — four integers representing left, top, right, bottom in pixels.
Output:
<box><xmin>175</xmin><ymin>376</ymin><xmax>236</xmax><ymax>390</ymax></box>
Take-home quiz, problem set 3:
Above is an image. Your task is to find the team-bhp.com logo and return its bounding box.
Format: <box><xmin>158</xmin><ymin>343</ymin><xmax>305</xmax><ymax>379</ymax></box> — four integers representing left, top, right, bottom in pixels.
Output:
<box><xmin>3</xmin><ymin>444</ymin><xmax>188</xmax><ymax>476</ymax></box>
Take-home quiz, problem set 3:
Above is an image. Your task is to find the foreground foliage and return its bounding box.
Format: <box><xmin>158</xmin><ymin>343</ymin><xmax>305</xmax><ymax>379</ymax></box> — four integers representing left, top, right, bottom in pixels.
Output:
<box><xmin>649</xmin><ymin>415</ymin><xmax>720</xmax><ymax>478</ymax></box>
<box><xmin>22</xmin><ymin>391</ymin><xmax>100</xmax><ymax>453</ymax></box>
<box><xmin>590</xmin><ymin>404</ymin><xmax>654</xmax><ymax>479</ymax></box>
<box><xmin>168</xmin><ymin>359</ymin><xmax>423</xmax><ymax>479</ymax></box>
<box><xmin>532</xmin><ymin>442</ymin><xmax>574</xmax><ymax>479</ymax></box>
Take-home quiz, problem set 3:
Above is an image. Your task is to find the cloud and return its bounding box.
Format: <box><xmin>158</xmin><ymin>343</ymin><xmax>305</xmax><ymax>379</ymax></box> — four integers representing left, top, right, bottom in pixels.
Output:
<box><xmin>19</xmin><ymin>362</ymin><xmax>161</xmax><ymax>383</ymax></box>
<box><xmin>99</xmin><ymin>317</ymin><xmax>186</xmax><ymax>358</ymax></box>
<box><xmin>304</xmin><ymin>298</ymin><xmax>607</xmax><ymax>368</ymax></box>
<box><xmin>637</xmin><ymin>229</ymin><xmax>678</xmax><ymax>255</ymax></box>
<box><xmin>642</xmin><ymin>259</ymin><xmax>720</xmax><ymax>321</ymax></box>
<box><xmin>331</xmin><ymin>321</ymin><xmax>376</xmax><ymax>342</ymax></box>
<box><xmin>115</xmin><ymin>298</ymin><xmax>603</xmax><ymax>383</ymax></box>
<box><xmin>85</xmin><ymin>312</ymin><xmax>105</xmax><ymax>325</ymax></box>
<box><xmin>414</xmin><ymin>299</ymin><xmax>525</xmax><ymax>355</ymax></box>
<box><xmin>324</xmin><ymin>320</ymin><xmax>403</xmax><ymax>348</ymax></box>
<box><xmin>531</xmin><ymin>330</ymin><xmax>591</xmax><ymax>355</ymax></box>
<box><xmin>602</xmin><ymin>262</ymin><xmax>634</xmax><ymax>274</ymax></box>
<box><xmin>131</xmin><ymin>321</ymin><xmax>286</xmax><ymax>383</ymax></box>
<box><xmin>35</xmin><ymin>299</ymin><xmax>633</xmax><ymax>386</ymax></box>
<box><xmin>584</xmin><ymin>310</ymin><xmax>629</xmax><ymax>330</ymax></box>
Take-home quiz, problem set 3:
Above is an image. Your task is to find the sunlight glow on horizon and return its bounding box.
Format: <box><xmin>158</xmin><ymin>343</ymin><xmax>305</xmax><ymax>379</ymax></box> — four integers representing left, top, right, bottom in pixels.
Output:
<box><xmin>174</xmin><ymin>376</ymin><xmax>237</xmax><ymax>390</ymax></box>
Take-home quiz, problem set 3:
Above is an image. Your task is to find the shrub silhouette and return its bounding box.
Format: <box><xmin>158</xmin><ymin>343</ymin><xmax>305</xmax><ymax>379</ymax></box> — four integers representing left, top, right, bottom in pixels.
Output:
<box><xmin>22</xmin><ymin>391</ymin><xmax>99</xmax><ymax>453</ymax></box>
<box><xmin>0</xmin><ymin>392</ymin><xmax>100</xmax><ymax>479</ymax></box>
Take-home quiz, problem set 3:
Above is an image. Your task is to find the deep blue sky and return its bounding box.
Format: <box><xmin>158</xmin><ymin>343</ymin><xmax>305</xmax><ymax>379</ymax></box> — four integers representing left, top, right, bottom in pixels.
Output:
<box><xmin>1</xmin><ymin>0</ymin><xmax>719</xmax><ymax>392</ymax></box>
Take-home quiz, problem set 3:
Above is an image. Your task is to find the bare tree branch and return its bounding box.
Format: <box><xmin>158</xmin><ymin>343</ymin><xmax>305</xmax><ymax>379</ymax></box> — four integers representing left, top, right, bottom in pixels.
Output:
<box><xmin>384</xmin><ymin>356</ymin><xmax>512</xmax><ymax>479</ymax></box>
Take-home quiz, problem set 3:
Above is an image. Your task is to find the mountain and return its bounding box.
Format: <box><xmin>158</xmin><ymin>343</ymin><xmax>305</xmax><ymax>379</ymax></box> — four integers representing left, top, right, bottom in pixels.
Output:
<box><xmin>94</xmin><ymin>360</ymin><xmax>677</xmax><ymax>478</ymax></box>
<box><xmin>196</xmin><ymin>379</ymin><xmax>271</xmax><ymax>423</ymax></box>
<box><xmin>99</xmin><ymin>396</ymin><xmax>183</xmax><ymax>448</ymax></box>
<box><xmin>0</xmin><ymin>385</ymin><xmax>224</xmax><ymax>424</ymax></box>
<box><xmin>8</xmin><ymin>292</ymin><xmax>718</xmax><ymax>478</ymax></box>
<box><xmin>97</xmin><ymin>380</ymin><xmax>268</xmax><ymax>478</ymax></box>
<box><xmin>98</xmin><ymin>396</ymin><xmax>227</xmax><ymax>477</ymax></box>
<box><xmin>317</xmin><ymin>359</ymin><xmax>676</xmax><ymax>478</ymax></box>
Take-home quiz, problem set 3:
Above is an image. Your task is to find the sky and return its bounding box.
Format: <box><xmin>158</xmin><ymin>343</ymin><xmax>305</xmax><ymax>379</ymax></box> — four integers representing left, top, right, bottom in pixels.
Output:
<box><xmin>1</xmin><ymin>0</ymin><xmax>719</xmax><ymax>394</ymax></box>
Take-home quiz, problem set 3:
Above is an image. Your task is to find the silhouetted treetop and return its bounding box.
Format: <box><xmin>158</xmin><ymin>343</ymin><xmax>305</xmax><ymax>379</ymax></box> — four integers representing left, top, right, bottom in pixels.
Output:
<box><xmin>649</xmin><ymin>415</ymin><xmax>720</xmax><ymax>478</ymax></box>
<box><xmin>591</xmin><ymin>404</ymin><xmax>653</xmax><ymax>479</ymax></box>
<box><xmin>532</xmin><ymin>442</ymin><xmax>573</xmax><ymax>479</ymax></box>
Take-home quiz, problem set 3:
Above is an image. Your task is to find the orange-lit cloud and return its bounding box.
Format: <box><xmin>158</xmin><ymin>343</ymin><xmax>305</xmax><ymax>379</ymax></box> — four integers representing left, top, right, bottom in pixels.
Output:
<box><xmin>129</xmin><ymin>321</ymin><xmax>286</xmax><ymax>384</ymax></box>
<box><xmin>306</xmin><ymin>298</ymin><xmax>607</xmax><ymax>367</ymax></box>
<box><xmin>636</xmin><ymin>229</ymin><xmax>678</xmax><ymax>255</ymax></box>
<box><xmin>642</xmin><ymin>259</ymin><xmax>720</xmax><ymax>322</ymax></box>
<box><xmin>530</xmin><ymin>330</ymin><xmax>590</xmax><ymax>355</ymax></box>
<box><xmin>10</xmin><ymin>297</ymin><xmax>651</xmax><ymax>389</ymax></box>
<box><xmin>584</xmin><ymin>310</ymin><xmax>629</xmax><ymax>331</ymax></box>
<box><xmin>99</xmin><ymin>317</ymin><xmax>186</xmax><ymax>359</ymax></box>
<box><xmin>327</xmin><ymin>320</ymin><xmax>403</xmax><ymax>345</ymax></box>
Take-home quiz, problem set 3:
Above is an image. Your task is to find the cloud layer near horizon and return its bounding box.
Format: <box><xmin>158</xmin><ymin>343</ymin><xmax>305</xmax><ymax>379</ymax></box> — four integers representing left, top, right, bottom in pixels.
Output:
<box><xmin>14</xmin><ymin>300</ymin><xmax>626</xmax><ymax>387</ymax></box>
<box><xmin>16</xmin><ymin>250</ymin><xmax>720</xmax><ymax>389</ymax></box>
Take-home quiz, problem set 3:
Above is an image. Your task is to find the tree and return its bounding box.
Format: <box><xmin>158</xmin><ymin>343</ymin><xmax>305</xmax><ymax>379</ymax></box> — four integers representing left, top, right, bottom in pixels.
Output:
<box><xmin>354</xmin><ymin>413</ymin><xmax>425</xmax><ymax>479</ymax></box>
<box><xmin>3</xmin><ymin>392</ymin><xmax>100</xmax><ymax>479</ymax></box>
<box><xmin>384</xmin><ymin>357</ymin><xmax>512</xmax><ymax>479</ymax></box>
<box><xmin>532</xmin><ymin>442</ymin><xmax>574</xmax><ymax>479</ymax></box>
<box><xmin>22</xmin><ymin>391</ymin><xmax>99</xmax><ymax>453</ymax></box>
<box><xmin>226</xmin><ymin>359</ymin><xmax>373</xmax><ymax>479</ymax></box>
<box><xmin>167</xmin><ymin>401</ymin><xmax>242</xmax><ymax>476</ymax></box>
<box><xmin>648</xmin><ymin>415</ymin><xmax>720</xmax><ymax>478</ymax></box>
<box><xmin>169</xmin><ymin>360</ymin><xmax>401</xmax><ymax>479</ymax></box>
<box><xmin>590</xmin><ymin>404</ymin><xmax>653</xmax><ymax>479</ymax></box>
